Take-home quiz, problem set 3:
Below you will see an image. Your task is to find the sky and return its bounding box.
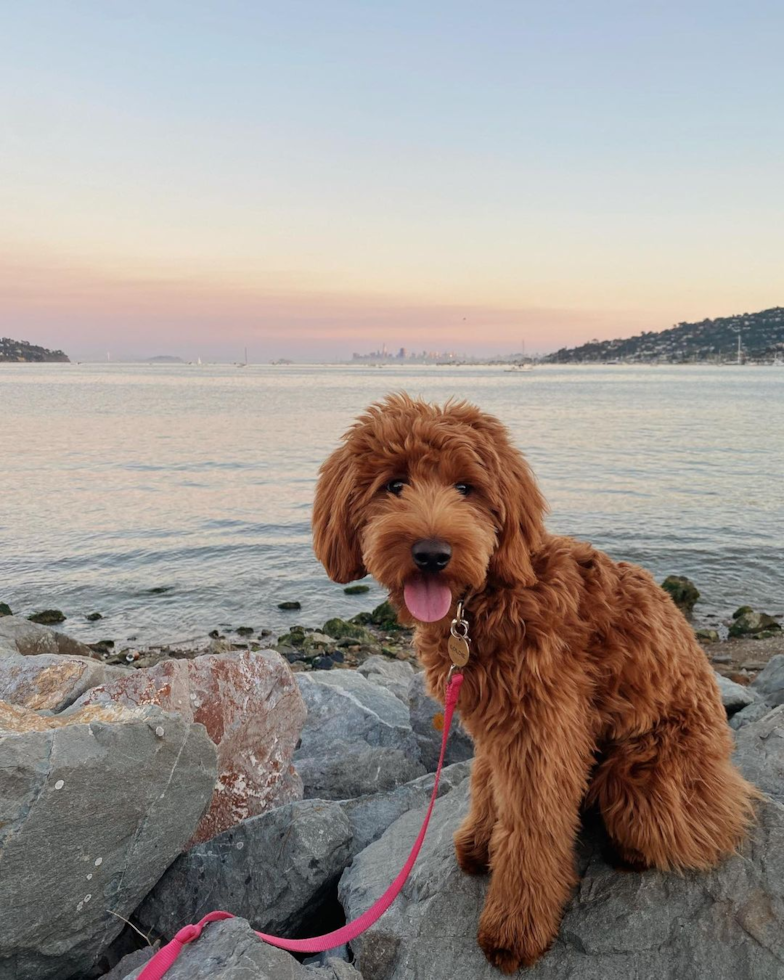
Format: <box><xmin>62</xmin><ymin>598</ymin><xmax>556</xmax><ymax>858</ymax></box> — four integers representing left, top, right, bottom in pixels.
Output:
<box><xmin>1</xmin><ymin>1</ymin><xmax>782</xmax><ymax>361</ymax></box>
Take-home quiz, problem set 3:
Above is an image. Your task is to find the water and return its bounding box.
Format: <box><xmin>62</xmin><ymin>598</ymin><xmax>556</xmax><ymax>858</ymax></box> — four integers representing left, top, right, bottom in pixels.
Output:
<box><xmin>1</xmin><ymin>362</ymin><xmax>781</xmax><ymax>646</ymax></box>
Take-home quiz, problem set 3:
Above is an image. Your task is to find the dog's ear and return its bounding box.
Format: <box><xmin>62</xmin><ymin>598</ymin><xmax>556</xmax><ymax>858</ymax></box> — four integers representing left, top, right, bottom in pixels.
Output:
<box><xmin>487</xmin><ymin>448</ymin><xmax>547</xmax><ymax>588</ymax></box>
<box><xmin>312</xmin><ymin>442</ymin><xmax>367</xmax><ymax>584</ymax></box>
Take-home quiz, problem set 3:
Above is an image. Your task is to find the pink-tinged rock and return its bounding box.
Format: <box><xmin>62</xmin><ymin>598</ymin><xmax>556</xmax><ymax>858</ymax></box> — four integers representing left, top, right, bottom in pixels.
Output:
<box><xmin>73</xmin><ymin>649</ymin><xmax>307</xmax><ymax>844</ymax></box>
<box><xmin>0</xmin><ymin>653</ymin><xmax>129</xmax><ymax>712</ymax></box>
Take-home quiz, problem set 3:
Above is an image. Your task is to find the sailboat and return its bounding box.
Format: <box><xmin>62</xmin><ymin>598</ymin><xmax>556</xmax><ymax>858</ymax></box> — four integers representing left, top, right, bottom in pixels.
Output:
<box><xmin>504</xmin><ymin>338</ymin><xmax>534</xmax><ymax>372</ymax></box>
<box><xmin>237</xmin><ymin>347</ymin><xmax>249</xmax><ymax>368</ymax></box>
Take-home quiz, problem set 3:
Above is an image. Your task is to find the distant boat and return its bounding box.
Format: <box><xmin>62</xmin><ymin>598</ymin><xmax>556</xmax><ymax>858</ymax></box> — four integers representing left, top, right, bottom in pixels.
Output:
<box><xmin>237</xmin><ymin>346</ymin><xmax>249</xmax><ymax>367</ymax></box>
<box><xmin>504</xmin><ymin>363</ymin><xmax>534</xmax><ymax>373</ymax></box>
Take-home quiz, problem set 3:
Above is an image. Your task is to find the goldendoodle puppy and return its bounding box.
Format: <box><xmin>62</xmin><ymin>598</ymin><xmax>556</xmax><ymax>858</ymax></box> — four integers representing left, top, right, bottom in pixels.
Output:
<box><xmin>312</xmin><ymin>393</ymin><xmax>756</xmax><ymax>973</ymax></box>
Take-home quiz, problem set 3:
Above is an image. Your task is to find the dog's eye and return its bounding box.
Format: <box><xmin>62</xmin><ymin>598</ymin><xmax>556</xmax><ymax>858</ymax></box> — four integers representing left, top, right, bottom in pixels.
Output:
<box><xmin>385</xmin><ymin>479</ymin><xmax>407</xmax><ymax>496</ymax></box>
<box><xmin>455</xmin><ymin>483</ymin><xmax>472</xmax><ymax>496</ymax></box>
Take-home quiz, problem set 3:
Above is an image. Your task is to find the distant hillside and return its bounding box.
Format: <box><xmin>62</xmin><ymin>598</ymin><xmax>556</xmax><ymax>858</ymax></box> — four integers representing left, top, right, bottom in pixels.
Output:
<box><xmin>0</xmin><ymin>337</ymin><xmax>69</xmax><ymax>363</ymax></box>
<box><xmin>544</xmin><ymin>307</ymin><xmax>784</xmax><ymax>364</ymax></box>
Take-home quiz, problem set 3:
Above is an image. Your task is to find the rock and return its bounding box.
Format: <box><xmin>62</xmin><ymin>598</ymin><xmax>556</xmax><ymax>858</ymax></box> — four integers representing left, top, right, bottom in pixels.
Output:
<box><xmin>0</xmin><ymin>602</ymin><xmax>12</xmax><ymax>617</ymax></box>
<box><xmin>751</xmin><ymin>654</ymin><xmax>784</xmax><ymax>706</ymax></box>
<box><xmin>313</xmin><ymin>655</ymin><xmax>335</xmax><ymax>670</ymax></box>
<box><xmin>236</xmin><ymin>626</ymin><xmax>253</xmax><ymax>636</ymax></box>
<box><xmin>730</xmin><ymin>699</ymin><xmax>777</xmax><ymax>730</ymax></box>
<box><xmin>322</xmin><ymin>618</ymin><xmax>375</xmax><ymax>643</ymax></box>
<box><xmin>0</xmin><ymin>614</ymin><xmax>94</xmax><ymax>659</ymax></box>
<box><xmin>352</xmin><ymin>600</ymin><xmax>403</xmax><ymax>631</ymax></box>
<box><xmin>121</xmin><ymin>918</ymin><xmax>364</xmax><ymax>979</ymax></box>
<box><xmin>102</xmin><ymin>946</ymin><xmax>157</xmax><ymax>980</ymax></box>
<box><xmin>729</xmin><ymin>610</ymin><xmax>782</xmax><ymax>639</ymax></box>
<box><xmin>714</xmin><ymin>672</ymin><xmax>758</xmax><ymax>715</ymax></box>
<box><xmin>339</xmin><ymin>779</ymin><xmax>784</xmax><ymax>980</ymax></box>
<box><xmin>695</xmin><ymin>628</ymin><xmax>719</xmax><ymax>643</ymax></box>
<box><xmin>344</xmin><ymin>585</ymin><xmax>371</xmax><ymax>595</ymax></box>
<box><xmin>137</xmin><ymin>799</ymin><xmax>352</xmax><ymax>941</ymax></box>
<box><xmin>72</xmin><ymin>650</ymin><xmax>306</xmax><ymax>844</ymax></box>
<box><xmin>340</xmin><ymin>760</ymin><xmax>472</xmax><ymax>856</ymax></box>
<box><xmin>27</xmin><ymin>609</ymin><xmax>66</xmax><ymax>625</ymax></box>
<box><xmin>0</xmin><ymin>653</ymin><xmax>128</xmax><ymax>713</ymax></box>
<box><xmin>733</xmin><ymin>605</ymin><xmax>755</xmax><ymax>619</ymax></box>
<box><xmin>733</xmin><ymin>706</ymin><xmax>784</xmax><ymax>804</ymax></box>
<box><xmin>0</xmin><ymin>702</ymin><xmax>217</xmax><ymax>980</ymax></box>
<box><xmin>86</xmin><ymin>612</ymin><xmax>104</xmax><ymax>622</ymax></box>
<box><xmin>295</xmin><ymin>671</ymin><xmax>425</xmax><ymax>799</ymax></box>
<box><xmin>147</xmin><ymin>586</ymin><xmax>172</xmax><ymax>594</ymax></box>
<box><xmin>660</xmin><ymin>575</ymin><xmax>700</xmax><ymax>615</ymax></box>
<box><xmin>358</xmin><ymin>656</ymin><xmax>416</xmax><ymax>703</ymax></box>
<box><xmin>279</xmin><ymin>600</ymin><xmax>302</xmax><ymax>610</ymax></box>
<box><xmin>408</xmin><ymin>672</ymin><xmax>474</xmax><ymax>771</ymax></box>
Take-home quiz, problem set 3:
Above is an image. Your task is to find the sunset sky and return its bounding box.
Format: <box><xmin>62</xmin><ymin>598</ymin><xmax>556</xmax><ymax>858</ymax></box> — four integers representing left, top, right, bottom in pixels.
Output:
<box><xmin>2</xmin><ymin>1</ymin><xmax>782</xmax><ymax>361</ymax></box>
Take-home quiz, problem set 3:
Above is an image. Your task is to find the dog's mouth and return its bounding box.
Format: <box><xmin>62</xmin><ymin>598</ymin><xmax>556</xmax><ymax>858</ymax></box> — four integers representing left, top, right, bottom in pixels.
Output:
<box><xmin>403</xmin><ymin>573</ymin><xmax>452</xmax><ymax>623</ymax></box>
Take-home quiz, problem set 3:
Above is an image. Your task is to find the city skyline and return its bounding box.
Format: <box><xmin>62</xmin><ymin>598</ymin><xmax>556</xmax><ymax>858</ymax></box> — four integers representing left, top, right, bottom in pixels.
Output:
<box><xmin>2</xmin><ymin>2</ymin><xmax>782</xmax><ymax>361</ymax></box>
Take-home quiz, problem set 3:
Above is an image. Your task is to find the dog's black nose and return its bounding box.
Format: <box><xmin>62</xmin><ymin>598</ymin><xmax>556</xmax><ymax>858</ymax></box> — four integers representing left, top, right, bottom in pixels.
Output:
<box><xmin>412</xmin><ymin>539</ymin><xmax>452</xmax><ymax>572</ymax></box>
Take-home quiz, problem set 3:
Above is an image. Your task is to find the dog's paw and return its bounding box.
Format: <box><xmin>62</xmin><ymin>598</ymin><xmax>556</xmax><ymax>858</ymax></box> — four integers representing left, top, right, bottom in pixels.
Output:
<box><xmin>477</xmin><ymin>904</ymin><xmax>553</xmax><ymax>974</ymax></box>
<box><xmin>454</xmin><ymin>827</ymin><xmax>490</xmax><ymax>876</ymax></box>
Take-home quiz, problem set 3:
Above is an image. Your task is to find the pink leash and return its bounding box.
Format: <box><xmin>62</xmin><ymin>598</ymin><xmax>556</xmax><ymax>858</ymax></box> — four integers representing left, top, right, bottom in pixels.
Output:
<box><xmin>138</xmin><ymin>671</ymin><xmax>464</xmax><ymax>979</ymax></box>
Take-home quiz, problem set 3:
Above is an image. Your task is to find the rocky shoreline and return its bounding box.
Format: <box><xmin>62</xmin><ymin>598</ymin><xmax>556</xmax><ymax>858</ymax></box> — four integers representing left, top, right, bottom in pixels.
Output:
<box><xmin>1</xmin><ymin>581</ymin><xmax>783</xmax><ymax>979</ymax></box>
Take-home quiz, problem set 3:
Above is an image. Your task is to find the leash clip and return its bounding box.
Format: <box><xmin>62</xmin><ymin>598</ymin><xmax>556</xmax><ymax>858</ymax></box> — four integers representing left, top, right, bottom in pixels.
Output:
<box><xmin>448</xmin><ymin>599</ymin><xmax>471</xmax><ymax>670</ymax></box>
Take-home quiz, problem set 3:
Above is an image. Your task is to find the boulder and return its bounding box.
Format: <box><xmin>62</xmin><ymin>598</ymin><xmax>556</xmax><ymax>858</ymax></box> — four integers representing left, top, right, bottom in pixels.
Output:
<box><xmin>101</xmin><ymin>947</ymin><xmax>156</xmax><ymax>980</ymax></box>
<box><xmin>295</xmin><ymin>671</ymin><xmax>424</xmax><ymax>799</ymax></box>
<box><xmin>733</xmin><ymin>705</ymin><xmax>784</xmax><ymax>804</ymax></box>
<box><xmin>730</xmin><ymin>699</ymin><xmax>776</xmax><ymax>730</ymax></box>
<box><xmin>27</xmin><ymin>609</ymin><xmax>66</xmax><ymax>625</ymax></box>
<box><xmin>660</xmin><ymin>575</ymin><xmax>700</xmax><ymax>616</ymax></box>
<box><xmin>0</xmin><ymin>653</ymin><xmax>128</xmax><ymax>713</ymax></box>
<box><xmin>358</xmin><ymin>656</ymin><xmax>416</xmax><ymax>703</ymax></box>
<box><xmin>714</xmin><ymin>672</ymin><xmax>758</xmax><ymax>715</ymax></box>
<box><xmin>408</xmin><ymin>672</ymin><xmax>474</xmax><ymax>771</ymax></box>
<box><xmin>137</xmin><ymin>799</ymin><xmax>352</xmax><ymax>941</ymax></box>
<box><xmin>695</xmin><ymin>628</ymin><xmax>719</xmax><ymax>643</ymax></box>
<box><xmin>340</xmin><ymin>760</ymin><xmax>472</xmax><ymax>856</ymax></box>
<box><xmin>0</xmin><ymin>602</ymin><xmax>12</xmax><ymax>617</ymax></box>
<box><xmin>72</xmin><ymin>650</ymin><xmax>306</xmax><ymax>844</ymax></box>
<box><xmin>0</xmin><ymin>702</ymin><xmax>217</xmax><ymax>980</ymax></box>
<box><xmin>729</xmin><ymin>610</ymin><xmax>782</xmax><ymax>639</ymax></box>
<box><xmin>340</xmin><ymin>779</ymin><xmax>784</xmax><ymax>980</ymax></box>
<box><xmin>121</xmin><ymin>918</ymin><xmax>363</xmax><ymax>979</ymax></box>
<box><xmin>321</xmin><ymin>618</ymin><xmax>376</xmax><ymax>643</ymax></box>
<box><xmin>751</xmin><ymin>655</ymin><xmax>784</xmax><ymax>706</ymax></box>
<box><xmin>351</xmin><ymin>600</ymin><xmax>403</xmax><ymax>631</ymax></box>
<box><xmin>0</xmin><ymin>614</ymin><xmax>94</xmax><ymax>659</ymax></box>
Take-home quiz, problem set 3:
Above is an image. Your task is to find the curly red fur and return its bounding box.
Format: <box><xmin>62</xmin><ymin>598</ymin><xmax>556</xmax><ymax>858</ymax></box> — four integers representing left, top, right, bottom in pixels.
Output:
<box><xmin>313</xmin><ymin>393</ymin><xmax>757</xmax><ymax>973</ymax></box>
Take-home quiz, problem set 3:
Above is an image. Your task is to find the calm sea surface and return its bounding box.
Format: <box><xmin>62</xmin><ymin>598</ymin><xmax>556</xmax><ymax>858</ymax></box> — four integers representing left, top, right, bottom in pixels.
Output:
<box><xmin>1</xmin><ymin>363</ymin><xmax>781</xmax><ymax>646</ymax></box>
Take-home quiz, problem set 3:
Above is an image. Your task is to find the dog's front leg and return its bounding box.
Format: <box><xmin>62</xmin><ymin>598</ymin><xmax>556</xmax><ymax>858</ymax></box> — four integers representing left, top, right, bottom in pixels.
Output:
<box><xmin>477</xmin><ymin>717</ymin><xmax>593</xmax><ymax>973</ymax></box>
<box><xmin>454</xmin><ymin>741</ymin><xmax>496</xmax><ymax>874</ymax></box>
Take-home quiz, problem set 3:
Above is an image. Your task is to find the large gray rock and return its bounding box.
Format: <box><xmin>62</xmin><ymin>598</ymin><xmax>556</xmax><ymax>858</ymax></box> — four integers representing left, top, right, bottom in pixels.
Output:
<box><xmin>408</xmin><ymin>672</ymin><xmax>474</xmax><ymax>771</ymax></box>
<box><xmin>340</xmin><ymin>781</ymin><xmax>784</xmax><ymax>979</ymax></box>
<box><xmin>733</xmin><ymin>705</ymin><xmax>784</xmax><ymax>804</ymax></box>
<box><xmin>0</xmin><ymin>614</ymin><xmax>93</xmax><ymax>659</ymax></box>
<box><xmin>751</xmin><ymin>655</ymin><xmax>784</xmax><ymax>707</ymax></box>
<box><xmin>0</xmin><ymin>701</ymin><xmax>217</xmax><ymax>980</ymax></box>
<box><xmin>730</xmin><ymin>699</ymin><xmax>776</xmax><ymax>730</ymax></box>
<box><xmin>0</xmin><ymin>652</ymin><xmax>128</xmax><ymax>712</ymax></box>
<box><xmin>714</xmin><ymin>672</ymin><xmax>758</xmax><ymax>714</ymax></box>
<box><xmin>340</xmin><ymin>760</ymin><xmax>472</xmax><ymax>857</ymax></box>
<box><xmin>358</xmin><ymin>656</ymin><xmax>416</xmax><ymax>703</ymax></box>
<box><xmin>137</xmin><ymin>799</ymin><xmax>352</xmax><ymax>940</ymax></box>
<box><xmin>121</xmin><ymin>917</ymin><xmax>364</xmax><ymax>979</ymax></box>
<box><xmin>295</xmin><ymin>672</ymin><xmax>424</xmax><ymax>798</ymax></box>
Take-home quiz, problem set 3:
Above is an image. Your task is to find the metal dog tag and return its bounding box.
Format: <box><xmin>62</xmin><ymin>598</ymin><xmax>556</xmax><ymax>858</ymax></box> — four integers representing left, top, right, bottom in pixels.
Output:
<box><xmin>448</xmin><ymin>633</ymin><xmax>470</xmax><ymax>667</ymax></box>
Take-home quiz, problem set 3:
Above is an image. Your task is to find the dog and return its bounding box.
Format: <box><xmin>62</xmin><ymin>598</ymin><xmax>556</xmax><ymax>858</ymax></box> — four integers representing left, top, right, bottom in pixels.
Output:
<box><xmin>312</xmin><ymin>393</ymin><xmax>756</xmax><ymax>973</ymax></box>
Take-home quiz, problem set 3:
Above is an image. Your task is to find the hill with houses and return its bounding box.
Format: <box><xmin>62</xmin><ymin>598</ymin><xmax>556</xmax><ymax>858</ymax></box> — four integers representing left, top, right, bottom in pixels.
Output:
<box><xmin>543</xmin><ymin>307</ymin><xmax>784</xmax><ymax>364</ymax></box>
<box><xmin>0</xmin><ymin>337</ymin><xmax>70</xmax><ymax>363</ymax></box>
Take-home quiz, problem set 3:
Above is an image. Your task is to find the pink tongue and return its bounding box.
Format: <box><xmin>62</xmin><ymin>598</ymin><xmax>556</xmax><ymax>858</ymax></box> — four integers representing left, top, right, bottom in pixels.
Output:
<box><xmin>403</xmin><ymin>575</ymin><xmax>453</xmax><ymax>623</ymax></box>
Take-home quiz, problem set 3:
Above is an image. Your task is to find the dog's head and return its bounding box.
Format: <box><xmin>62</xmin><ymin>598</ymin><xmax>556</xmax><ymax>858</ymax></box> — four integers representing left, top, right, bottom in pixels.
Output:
<box><xmin>312</xmin><ymin>394</ymin><xmax>547</xmax><ymax>624</ymax></box>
